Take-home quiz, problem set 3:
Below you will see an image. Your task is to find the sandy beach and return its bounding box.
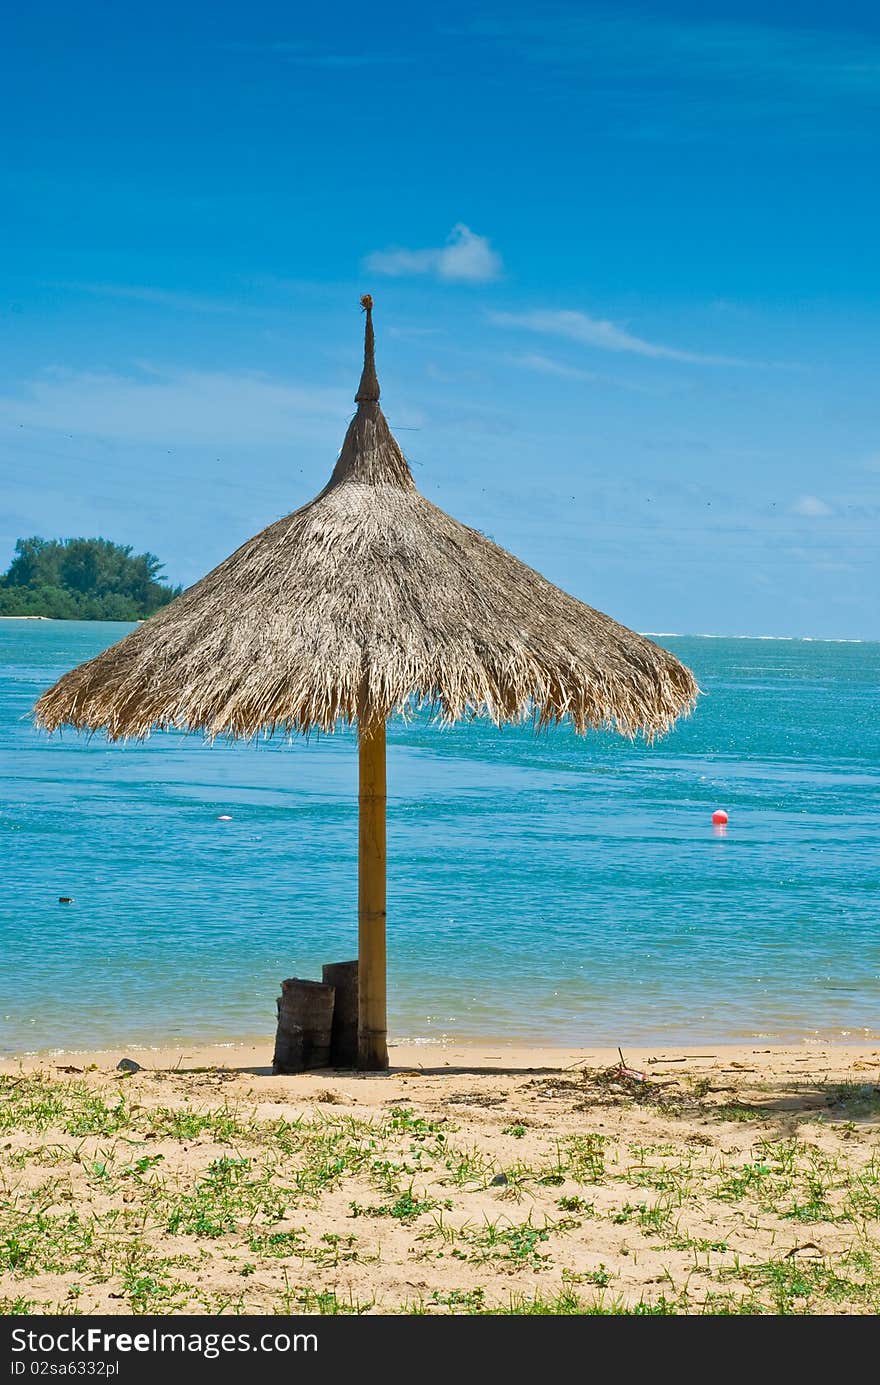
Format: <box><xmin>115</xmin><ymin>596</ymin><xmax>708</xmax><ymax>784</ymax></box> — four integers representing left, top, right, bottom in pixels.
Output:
<box><xmin>2</xmin><ymin>1039</ymin><xmax>879</xmax><ymax>1315</ymax></box>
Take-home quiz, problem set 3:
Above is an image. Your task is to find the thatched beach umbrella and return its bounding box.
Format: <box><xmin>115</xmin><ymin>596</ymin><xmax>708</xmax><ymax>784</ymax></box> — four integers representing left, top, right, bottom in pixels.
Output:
<box><xmin>35</xmin><ymin>297</ymin><xmax>698</xmax><ymax>1070</ymax></box>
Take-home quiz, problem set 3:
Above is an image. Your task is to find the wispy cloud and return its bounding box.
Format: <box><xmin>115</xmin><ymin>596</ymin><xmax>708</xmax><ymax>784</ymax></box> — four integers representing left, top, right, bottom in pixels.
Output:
<box><xmin>793</xmin><ymin>494</ymin><xmax>834</xmax><ymax>517</ymax></box>
<box><xmin>515</xmin><ymin>352</ymin><xmax>601</xmax><ymax>382</ymax></box>
<box><xmin>218</xmin><ymin>39</ymin><xmax>406</xmax><ymax>68</ymax></box>
<box><xmin>511</xmin><ymin>352</ymin><xmax>665</xmax><ymax>396</ymax></box>
<box><xmin>450</xmin><ymin>12</ymin><xmax>880</xmax><ymax>142</ymax></box>
<box><xmin>456</xmin><ymin>12</ymin><xmax>880</xmax><ymax>93</ymax></box>
<box><xmin>0</xmin><ymin>366</ymin><xmax>347</xmax><ymax>446</ymax></box>
<box><xmin>58</xmin><ymin>282</ymin><xmax>241</xmax><ymax>314</ymax></box>
<box><xmin>365</xmin><ymin>224</ymin><xmax>502</xmax><ymax>283</ymax></box>
<box><xmin>490</xmin><ymin>309</ymin><xmax>748</xmax><ymax>366</ymax></box>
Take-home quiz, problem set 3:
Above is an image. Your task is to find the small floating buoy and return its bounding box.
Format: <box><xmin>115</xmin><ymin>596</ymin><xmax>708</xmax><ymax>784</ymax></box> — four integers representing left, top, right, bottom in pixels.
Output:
<box><xmin>58</xmin><ymin>896</ymin><xmax>74</xmax><ymax>904</ymax></box>
<box><xmin>217</xmin><ymin>815</ymin><xmax>233</xmax><ymax>821</ymax></box>
<box><xmin>712</xmin><ymin>809</ymin><xmax>728</xmax><ymax>826</ymax></box>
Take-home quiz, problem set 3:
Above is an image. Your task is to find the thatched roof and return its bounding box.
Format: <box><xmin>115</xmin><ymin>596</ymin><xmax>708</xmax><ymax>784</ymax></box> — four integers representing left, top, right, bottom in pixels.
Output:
<box><xmin>34</xmin><ymin>297</ymin><xmax>698</xmax><ymax>742</ymax></box>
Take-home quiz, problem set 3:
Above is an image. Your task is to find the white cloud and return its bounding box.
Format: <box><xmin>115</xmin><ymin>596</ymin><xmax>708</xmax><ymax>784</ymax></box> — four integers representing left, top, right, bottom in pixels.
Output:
<box><xmin>512</xmin><ymin>351</ymin><xmax>666</xmax><ymax>396</ymax></box>
<box><xmin>514</xmin><ymin>353</ymin><xmax>601</xmax><ymax>382</ymax></box>
<box><xmin>490</xmin><ymin>308</ymin><xmax>747</xmax><ymax>365</ymax></box>
<box><xmin>0</xmin><ymin>366</ymin><xmax>347</xmax><ymax>446</ymax></box>
<box><xmin>793</xmin><ymin>494</ymin><xmax>834</xmax><ymax>517</ymax></box>
<box><xmin>364</xmin><ymin>224</ymin><xmax>502</xmax><ymax>283</ymax></box>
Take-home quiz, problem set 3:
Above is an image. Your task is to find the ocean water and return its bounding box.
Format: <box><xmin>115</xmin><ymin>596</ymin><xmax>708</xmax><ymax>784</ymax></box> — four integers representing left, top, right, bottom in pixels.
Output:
<box><xmin>1</xmin><ymin>619</ymin><xmax>878</xmax><ymax>1055</ymax></box>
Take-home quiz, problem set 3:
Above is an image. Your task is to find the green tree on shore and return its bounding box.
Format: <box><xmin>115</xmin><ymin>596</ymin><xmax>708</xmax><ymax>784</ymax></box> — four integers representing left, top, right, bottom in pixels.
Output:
<box><xmin>0</xmin><ymin>537</ymin><xmax>181</xmax><ymax>620</ymax></box>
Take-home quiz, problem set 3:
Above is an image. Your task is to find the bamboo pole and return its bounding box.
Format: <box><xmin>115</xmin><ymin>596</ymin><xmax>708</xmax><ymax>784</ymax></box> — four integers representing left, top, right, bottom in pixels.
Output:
<box><xmin>357</xmin><ymin>722</ymin><xmax>388</xmax><ymax>1070</ymax></box>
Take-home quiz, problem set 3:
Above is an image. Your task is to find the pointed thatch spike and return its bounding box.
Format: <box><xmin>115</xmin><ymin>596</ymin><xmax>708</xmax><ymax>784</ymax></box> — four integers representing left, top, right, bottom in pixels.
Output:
<box><xmin>326</xmin><ymin>295</ymin><xmax>413</xmax><ymax>490</ymax></box>
<box><xmin>356</xmin><ymin>294</ymin><xmax>380</xmax><ymax>403</ymax></box>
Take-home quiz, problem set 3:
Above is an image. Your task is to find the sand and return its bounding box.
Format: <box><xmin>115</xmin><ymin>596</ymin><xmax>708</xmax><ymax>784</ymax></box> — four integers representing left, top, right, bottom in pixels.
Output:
<box><xmin>2</xmin><ymin>1039</ymin><xmax>879</xmax><ymax>1315</ymax></box>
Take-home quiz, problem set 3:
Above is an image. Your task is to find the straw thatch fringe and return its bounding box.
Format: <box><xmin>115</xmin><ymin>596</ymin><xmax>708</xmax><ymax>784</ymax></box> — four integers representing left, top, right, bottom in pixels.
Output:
<box><xmin>34</xmin><ymin>303</ymin><xmax>699</xmax><ymax>743</ymax></box>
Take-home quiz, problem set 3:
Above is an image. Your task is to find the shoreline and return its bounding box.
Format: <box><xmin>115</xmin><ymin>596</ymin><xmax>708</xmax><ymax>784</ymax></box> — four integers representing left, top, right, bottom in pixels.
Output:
<box><xmin>4</xmin><ymin>1035</ymin><xmax>880</xmax><ymax>1076</ymax></box>
<box><xmin>7</xmin><ymin>1022</ymin><xmax>880</xmax><ymax>1067</ymax></box>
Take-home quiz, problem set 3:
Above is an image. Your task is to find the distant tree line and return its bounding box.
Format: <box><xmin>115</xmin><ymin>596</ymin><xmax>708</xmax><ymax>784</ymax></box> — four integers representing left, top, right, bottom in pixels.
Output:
<box><xmin>0</xmin><ymin>537</ymin><xmax>181</xmax><ymax>620</ymax></box>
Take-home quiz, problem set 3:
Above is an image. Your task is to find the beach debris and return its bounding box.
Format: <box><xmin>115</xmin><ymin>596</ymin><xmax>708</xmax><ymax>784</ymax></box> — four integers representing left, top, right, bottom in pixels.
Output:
<box><xmin>313</xmin><ymin>1087</ymin><xmax>344</xmax><ymax>1104</ymax></box>
<box><xmin>116</xmin><ymin>1058</ymin><xmax>142</xmax><ymax>1073</ymax></box>
<box><xmin>443</xmin><ymin>1092</ymin><xmax>507</xmax><ymax>1107</ymax></box>
<box><xmin>785</xmin><ymin>1242</ymin><xmax>824</xmax><ymax>1260</ymax></box>
<box><xmin>524</xmin><ymin>1067</ymin><xmax>688</xmax><ymax>1114</ymax></box>
<box><xmin>613</xmin><ymin>1047</ymin><xmax>647</xmax><ymax>1083</ymax></box>
<box><xmin>58</xmin><ymin>896</ymin><xmax>74</xmax><ymax>904</ymax></box>
<box><xmin>490</xmin><ymin>1173</ymin><xmax>509</xmax><ymax>1187</ymax></box>
<box><xmin>648</xmin><ymin>1053</ymin><xmax>718</xmax><ymax>1063</ymax></box>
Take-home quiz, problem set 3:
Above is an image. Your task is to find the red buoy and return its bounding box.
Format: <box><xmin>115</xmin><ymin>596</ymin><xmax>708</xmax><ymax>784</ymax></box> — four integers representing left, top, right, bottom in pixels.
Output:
<box><xmin>712</xmin><ymin>809</ymin><xmax>728</xmax><ymax>825</ymax></box>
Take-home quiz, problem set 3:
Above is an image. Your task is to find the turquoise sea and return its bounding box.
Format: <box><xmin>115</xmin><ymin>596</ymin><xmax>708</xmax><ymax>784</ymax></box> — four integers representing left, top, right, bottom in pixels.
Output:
<box><xmin>1</xmin><ymin>619</ymin><xmax>878</xmax><ymax>1054</ymax></box>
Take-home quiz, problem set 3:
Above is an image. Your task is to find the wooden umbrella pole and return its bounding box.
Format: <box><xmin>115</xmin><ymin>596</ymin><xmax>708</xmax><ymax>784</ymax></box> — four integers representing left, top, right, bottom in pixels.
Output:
<box><xmin>357</xmin><ymin>721</ymin><xmax>388</xmax><ymax>1070</ymax></box>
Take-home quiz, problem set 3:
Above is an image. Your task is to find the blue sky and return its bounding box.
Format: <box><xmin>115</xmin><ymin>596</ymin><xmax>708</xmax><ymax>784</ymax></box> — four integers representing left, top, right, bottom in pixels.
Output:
<box><xmin>1</xmin><ymin>1</ymin><xmax>878</xmax><ymax>637</ymax></box>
